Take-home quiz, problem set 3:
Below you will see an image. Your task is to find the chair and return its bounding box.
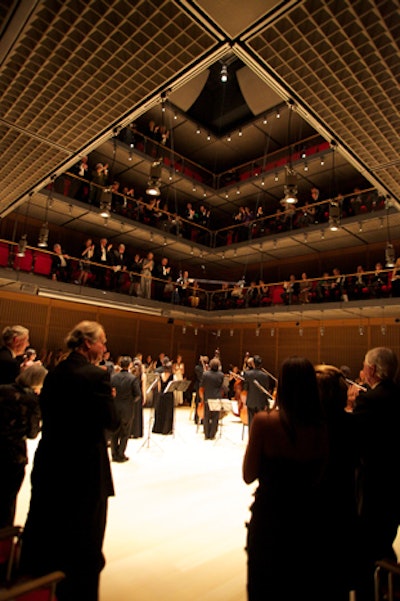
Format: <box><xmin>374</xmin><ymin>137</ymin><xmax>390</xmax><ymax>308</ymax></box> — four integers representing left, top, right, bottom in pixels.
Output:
<box><xmin>33</xmin><ymin>252</ymin><xmax>52</xmax><ymax>277</ymax></box>
<box><xmin>0</xmin><ymin>242</ymin><xmax>9</xmax><ymax>267</ymax></box>
<box><xmin>374</xmin><ymin>558</ymin><xmax>400</xmax><ymax>601</ymax></box>
<box><xmin>0</xmin><ymin>571</ymin><xmax>65</xmax><ymax>601</ymax></box>
<box><xmin>0</xmin><ymin>526</ymin><xmax>22</xmax><ymax>585</ymax></box>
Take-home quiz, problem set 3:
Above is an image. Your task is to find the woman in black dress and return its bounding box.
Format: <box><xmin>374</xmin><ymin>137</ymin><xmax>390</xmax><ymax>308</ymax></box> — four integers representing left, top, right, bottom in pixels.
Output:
<box><xmin>152</xmin><ymin>359</ymin><xmax>174</xmax><ymax>435</ymax></box>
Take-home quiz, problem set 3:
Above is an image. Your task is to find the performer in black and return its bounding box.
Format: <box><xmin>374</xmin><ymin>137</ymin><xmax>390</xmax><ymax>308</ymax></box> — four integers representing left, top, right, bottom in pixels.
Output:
<box><xmin>243</xmin><ymin>355</ymin><xmax>271</xmax><ymax>431</ymax></box>
<box><xmin>110</xmin><ymin>356</ymin><xmax>141</xmax><ymax>462</ymax></box>
<box><xmin>152</xmin><ymin>358</ymin><xmax>174</xmax><ymax>435</ymax></box>
<box><xmin>200</xmin><ymin>357</ymin><xmax>225</xmax><ymax>440</ymax></box>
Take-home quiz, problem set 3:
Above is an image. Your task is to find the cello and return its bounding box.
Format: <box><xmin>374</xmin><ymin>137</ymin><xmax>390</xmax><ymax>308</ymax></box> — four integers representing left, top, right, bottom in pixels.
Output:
<box><xmin>197</xmin><ymin>356</ymin><xmax>208</xmax><ymax>421</ymax></box>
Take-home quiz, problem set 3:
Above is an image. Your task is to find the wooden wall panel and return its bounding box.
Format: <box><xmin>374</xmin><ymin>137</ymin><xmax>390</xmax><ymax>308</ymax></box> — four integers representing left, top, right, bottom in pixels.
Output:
<box><xmin>277</xmin><ymin>326</ymin><xmax>319</xmax><ymax>368</ymax></box>
<box><xmin>1</xmin><ymin>290</ymin><xmax>399</xmax><ymax>388</ymax></box>
<box><xmin>0</xmin><ymin>294</ymin><xmax>49</xmax><ymax>353</ymax></box>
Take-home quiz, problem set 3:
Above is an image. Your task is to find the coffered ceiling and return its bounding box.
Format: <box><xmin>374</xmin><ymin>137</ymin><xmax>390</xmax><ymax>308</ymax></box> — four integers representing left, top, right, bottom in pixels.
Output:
<box><xmin>0</xmin><ymin>0</ymin><xmax>399</xmax><ymax>287</ymax></box>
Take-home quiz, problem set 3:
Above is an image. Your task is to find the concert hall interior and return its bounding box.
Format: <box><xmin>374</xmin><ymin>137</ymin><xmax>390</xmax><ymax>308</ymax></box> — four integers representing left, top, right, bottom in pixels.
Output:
<box><xmin>1</xmin><ymin>2</ymin><xmax>400</xmax><ymax>599</ymax></box>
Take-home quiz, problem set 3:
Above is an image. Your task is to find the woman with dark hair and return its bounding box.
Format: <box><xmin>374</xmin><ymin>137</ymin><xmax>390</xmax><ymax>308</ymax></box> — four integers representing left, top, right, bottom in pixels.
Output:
<box><xmin>243</xmin><ymin>356</ymin><xmax>330</xmax><ymax>601</ymax></box>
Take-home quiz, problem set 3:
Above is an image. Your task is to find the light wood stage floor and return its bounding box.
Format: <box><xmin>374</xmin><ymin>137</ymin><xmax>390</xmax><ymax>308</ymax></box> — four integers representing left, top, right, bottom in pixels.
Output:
<box><xmin>17</xmin><ymin>406</ymin><xmax>254</xmax><ymax>601</ymax></box>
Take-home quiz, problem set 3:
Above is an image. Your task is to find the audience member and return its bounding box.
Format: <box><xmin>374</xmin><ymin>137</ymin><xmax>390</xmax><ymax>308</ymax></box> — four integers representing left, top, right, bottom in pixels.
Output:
<box><xmin>51</xmin><ymin>243</ymin><xmax>71</xmax><ymax>282</ymax></box>
<box><xmin>351</xmin><ymin>347</ymin><xmax>400</xmax><ymax>601</ymax></box>
<box><xmin>20</xmin><ymin>320</ymin><xmax>119</xmax><ymax>601</ymax></box>
<box><xmin>0</xmin><ymin>363</ymin><xmax>45</xmax><ymax>527</ymax></box>
<box><xmin>140</xmin><ymin>251</ymin><xmax>154</xmax><ymax>299</ymax></box>
<box><xmin>0</xmin><ymin>325</ymin><xmax>30</xmax><ymax>384</ymax></box>
<box><xmin>243</xmin><ymin>356</ymin><xmax>330</xmax><ymax>600</ymax></box>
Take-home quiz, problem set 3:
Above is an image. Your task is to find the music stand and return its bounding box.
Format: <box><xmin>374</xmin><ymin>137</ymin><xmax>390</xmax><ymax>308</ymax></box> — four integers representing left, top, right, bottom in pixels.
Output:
<box><xmin>208</xmin><ymin>398</ymin><xmax>234</xmax><ymax>443</ymax></box>
<box><xmin>138</xmin><ymin>374</ymin><xmax>163</xmax><ymax>452</ymax></box>
<box><xmin>163</xmin><ymin>380</ymin><xmax>191</xmax><ymax>439</ymax></box>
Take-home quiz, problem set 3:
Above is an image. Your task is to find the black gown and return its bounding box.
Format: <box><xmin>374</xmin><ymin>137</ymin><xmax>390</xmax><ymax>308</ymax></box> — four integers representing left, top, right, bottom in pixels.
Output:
<box><xmin>152</xmin><ymin>372</ymin><xmax>174</xmax><ymax>435</ymax></box>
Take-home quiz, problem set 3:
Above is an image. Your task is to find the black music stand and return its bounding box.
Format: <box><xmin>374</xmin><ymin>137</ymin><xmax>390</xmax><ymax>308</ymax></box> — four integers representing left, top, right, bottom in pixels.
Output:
<box><xmin>163</xmin><ymin>380</ymin><xmax>191</xmax><ymax>438</ymax></box>
<box><xmin>208</xmin><ymin>398</ymin><xmax>234</xmax><ymax>444</ymax></box>
<box><xmin>138</xmin><ymin>373</ymin><xmax>163</xmax><ymax>451</ymax></box>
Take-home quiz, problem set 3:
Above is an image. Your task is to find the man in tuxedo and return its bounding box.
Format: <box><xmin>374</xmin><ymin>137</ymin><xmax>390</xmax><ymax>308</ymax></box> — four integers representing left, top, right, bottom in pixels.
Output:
<box><xmin>0</xmin><ymin>325</ymin><xmax>29</xmax><ymax>384</ymax></box>
<box><xmin>111</xmin><ymin>243</ymin><xmax>129</xmax><ymax>292</ymax></box>
<box><xmin>243</xmin><ymin>355</ymin><xmax>271</xmax><ymax>432</ymax></box>
<box><xmin>200</xmin><ymin>357</ymin><xmax>225</xmax><ymax>440</ymax></box>
<box><xmin>110</xmin><ymin>356</ymin><xmax>141</xmax><ymax>462</ymax></box>
<box><xmin>94</xmin><ymin>237</ymin><xmax>113</xmax><ymax>289</ymax></box>
<box><xmin>352</xmin><ymin>346</ymin><xmax>400</xmax><ymax>601</ymax></box>
<box><xmin>20</xmin><ymin>320</ymin><xmax>119</xmax><ymax>601</ymax></box>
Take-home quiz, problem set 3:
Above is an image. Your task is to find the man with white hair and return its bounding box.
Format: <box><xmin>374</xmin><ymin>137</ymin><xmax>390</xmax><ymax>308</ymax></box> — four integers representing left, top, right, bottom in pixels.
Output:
<box><xmin>0</xmin><ymin>325</ymin><xmax>29</xmax><ymax>384</ymax></box>
<box><xmin>352</xmin><ymin>347</ymin><xmax>400</xmax><ymax>601</ymax></box>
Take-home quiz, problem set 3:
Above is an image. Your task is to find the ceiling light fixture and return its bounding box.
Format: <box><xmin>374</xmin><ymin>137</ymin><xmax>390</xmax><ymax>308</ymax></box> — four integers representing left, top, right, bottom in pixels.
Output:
<box><xmin>262</xmin><ymin>115</ymin><xmax>268</xmax><ymax>125</ymax></box>
<box><xmin>146</xmin><ymin>160</ymin><xmax>162</xmax><ymax>196</ymax></box>
<box><xmin>99</xmin><ymin>188</ymin><xmax>112</xmax><ymax>218</ymax></box>
<box><xmin>320</xmin><ymin>156</ymin><xmax>325</xmax><ymax>166</ymax></box>
<box><xmin>274</xmin><ymin>172</ymin><xmax>279</xmax><ymax>182</ymax></box>
<box><xmin>17</xmin><ymin>234</ymin><xmax>27</xmax><ymax>257</ymax></box>
<box><xmin>385</xmin><ymin>198</ymin><xmax>395</xmax><ymax>267</ymax></box>
<box><xmin>220</xmin><ymin>64</ymin><xmax>228</xmax><ymax>83</ymax></box>
<box><xmin>329</xmin><ymin>202</ymin><xmax>340</xmax><ymax>231</ymax></box>
<box><xmin>281</xmin><ymin>101</ymin><xmax>298</xmax><ymax>206</ymax></box>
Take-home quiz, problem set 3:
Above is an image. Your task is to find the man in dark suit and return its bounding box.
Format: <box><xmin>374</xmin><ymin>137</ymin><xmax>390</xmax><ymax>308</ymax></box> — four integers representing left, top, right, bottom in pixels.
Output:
<box><xmin>200</xmin><ymin>357</ymin><xmax>225</xmax><ymax>440</ymax></box>
<box><xmin>94</xmin><ymin>237</ymin><xmax>113</xmax><ymax>289</ymax></box>
<box><xmin>352</xmin><ymin>346</ymin><xmax>400</xmax><ymax>601</ymax></box>
<box><xmin>0</xmin><ymin>324</ymin><xmax>30</xmax><ymax>384</ymax></box>
<box><xmin>243</xmin><ymin>355</ymin><xmax>271</xmax><ymax>432</ymax></box>
<box><xmin>20</xmin><ymin>320</ymin><xmax>119</xmax><ymax>601</ymax></box>
<box><xmin>110</xmin><ymin>356</ymin><xmax>141</xmax><ymax>462</ymax></box>
<box><xmin>111</xmin><ymin>243</ymin><xmax>129</xmax><ymax>291</ymax></box>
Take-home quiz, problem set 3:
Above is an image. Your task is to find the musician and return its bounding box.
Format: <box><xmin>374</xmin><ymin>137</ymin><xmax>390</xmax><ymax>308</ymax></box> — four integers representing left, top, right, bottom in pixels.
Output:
<box><xmin>199</xmin><ymin>357</ymin><xmax>225</xmax><ymax>440</ymax></box>
<box><xmin>193</xmin><ymin>355</ymin><xmax>208</xmax><ymax>424</ymax></box>
<box><xmin>243</xmin><ymin>355</ymin><xmax>271</xmax><ymax>431</ymax></box>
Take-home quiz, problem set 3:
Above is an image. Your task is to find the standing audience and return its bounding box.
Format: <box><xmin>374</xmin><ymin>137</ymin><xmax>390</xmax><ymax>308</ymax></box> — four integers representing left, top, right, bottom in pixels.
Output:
<box><xmin>0</xmin><ymin>325</ymin><xmax>30</xmax><ymax>384</ymax></box>
<box><xmin>20</xmin><ymin>321</ymin><xmax>119</xmax><ymax>601</ymax></box>
<box><xmin>351</xmin><ymin>347</ymin><xmax>400</xmax><ymax>601</ymax></box>
<box><xmin>0</xmin><ymin>363</ymin><xmax>45</xmax><ymax>527</ymax></box>
<box><xmin>243</xmin><ymin>356</ymin><xmax>330</xmax><ymax>601</ymax></box>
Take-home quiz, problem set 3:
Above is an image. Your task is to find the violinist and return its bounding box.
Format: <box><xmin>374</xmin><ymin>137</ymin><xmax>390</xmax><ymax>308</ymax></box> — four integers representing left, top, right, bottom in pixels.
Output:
<box><xmin>243</xmin><ymin>355</ymin><xmax>271</xmax><ymax>431</ymax></box>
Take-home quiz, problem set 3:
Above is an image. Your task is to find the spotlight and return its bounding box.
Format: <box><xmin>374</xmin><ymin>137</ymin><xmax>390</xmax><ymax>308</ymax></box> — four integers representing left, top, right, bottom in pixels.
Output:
<box><xmin>146</xmin><ymin>160</ymin><xmax>162</xmax><ymax>196</ymax></box>
<box><xmin>207</xmin><ymin>132</ymin><xmax>211</xmax><ymax>141</ymax></box>
<box><xmin>274</xmin><ymin>172</ymin><xmax>279</xmax><ymax>182</ymax></box>
<box><xmin>220</xmin><ymin>64</ymin><xmax>228</xmax><ymax>83</ymax></box>
<box><xmin>329</xmin><ymin>202</ymin><xmax>340</xmax><ymax>231</ymax></box>
<box><xmin>238</xmin><ymin>129</ymin><xmax>243</xmax><ymax>137</ymax></box>
<box><xmin>276</xmin><ymin>109</ymin><xmax>280</xmax><ymax>118</ymax></box>
<box><xmin>17</xmin><ymin>234</ymin><xmax>27</xmax><ymax>257</ymax></box>
<box><xmin>100</xmin><ymin>189</ymin><xmax>112</xmax><ymax>218</ymax></box>
<box><xmin>38</xmin><ymin>223</ymin><xmax>49</xmax><ymax>247</ymax></box>
<box><xmin>385</xmin><ymin>242</ymin><xmax>395</xmax><ymax>268</ymax></box>
<box><xmin>262</xmin><ymin>115</ymin><xmax>268</xmax><ymax>125</ymax></box>
<box><xmin>303</xmin><ymin>162</ymin><xmax>308</xmax><ymax>172</ymax></box>
<box><xmin>281</xmin><ymin>171</ymin><xmax>298</xmax><ymax>205</ymax></box>
<box><xmin>196</xmin><ymin>126</ymin><xmax>201</xmax><ymax>134</ymax></box>
<box><xmin>320</xmin><ymin>156</ymin><xmax>325</xmax><ymax>166</ymax></box>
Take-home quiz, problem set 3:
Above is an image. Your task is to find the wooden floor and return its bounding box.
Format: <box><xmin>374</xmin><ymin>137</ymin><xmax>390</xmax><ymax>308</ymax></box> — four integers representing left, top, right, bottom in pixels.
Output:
<box><xmin>16</xmin><ymin>406</ymin><xmax>400</xmax><ymax>600</ymax></box>
<box><xmin>16</xmin><ymin>406</ymin><xmax>255</xmax><ymax>601</ymax></box>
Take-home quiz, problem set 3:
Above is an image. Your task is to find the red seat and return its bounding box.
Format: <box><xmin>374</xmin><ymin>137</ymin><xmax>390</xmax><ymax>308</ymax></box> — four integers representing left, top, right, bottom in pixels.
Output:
<box><xmin>33</xmin><ymin>252</ymin><xmax>53</xmax><ymax>276</ymax></box>
<box><xmin>13</xmin><ymin>249</ymin><xmax>33</xmax><ymax>272</ymax></box>
<box><xmin>0</xmin><ymin>242</ymin><xmax>9</xmax><ymax>266</ymax></box>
